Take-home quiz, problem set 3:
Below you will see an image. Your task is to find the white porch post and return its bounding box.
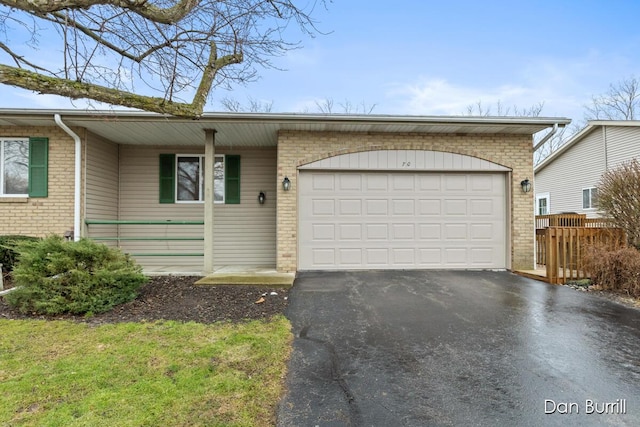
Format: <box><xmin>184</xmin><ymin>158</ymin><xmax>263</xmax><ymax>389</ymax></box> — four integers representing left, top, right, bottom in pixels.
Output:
<box><xmin>203</xmin><ymin>129</ymin><xmax>216</xmax><ymax>274</ymax></box>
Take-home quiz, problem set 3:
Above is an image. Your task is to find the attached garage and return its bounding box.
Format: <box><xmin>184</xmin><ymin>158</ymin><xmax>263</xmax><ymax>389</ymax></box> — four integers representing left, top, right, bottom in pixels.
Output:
<box><xmin>298</xmin><ymin>150</ymin><xmax>510</xmax><ymax>270</ymax></box>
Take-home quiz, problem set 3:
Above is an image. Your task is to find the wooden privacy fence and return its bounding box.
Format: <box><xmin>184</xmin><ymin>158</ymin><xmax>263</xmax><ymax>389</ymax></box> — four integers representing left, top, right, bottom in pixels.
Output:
<box><xmin>542</xmin><ymin>227</ymin><xmax>626</xmax><ymax>284</ymax></box>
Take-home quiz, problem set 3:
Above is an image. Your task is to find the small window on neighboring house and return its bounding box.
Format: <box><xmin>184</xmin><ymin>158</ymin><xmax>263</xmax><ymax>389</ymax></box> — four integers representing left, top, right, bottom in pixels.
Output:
<box><xmin>159</xmin><ymin>154</ymin><xmax>239</xmax><ymax>204</ymax></box>
<box><xmin>536</xmin><ymin>193</ymin><xmax>550</xmax><ymax>215</ymax></box>
<box><xmin>583</xmin><ymin>187</ymin><xmax>598</xmax><ymax>209</ymax></box>
<box><xmin>0</xmin><ymin>137</ymin><xmax>48</xmax><ymax>197</ymax></box>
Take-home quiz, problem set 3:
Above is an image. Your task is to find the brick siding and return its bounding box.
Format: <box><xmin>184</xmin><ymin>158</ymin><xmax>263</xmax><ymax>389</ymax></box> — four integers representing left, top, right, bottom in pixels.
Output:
<box><xmin>0</xmin><ymin>126</ymin><xmax>79</xmax><ymax>238</ymax></box>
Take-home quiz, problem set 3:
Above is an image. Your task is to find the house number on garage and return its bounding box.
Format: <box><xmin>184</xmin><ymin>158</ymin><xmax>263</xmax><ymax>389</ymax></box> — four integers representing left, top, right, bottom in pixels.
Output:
<box><xmin>402</xmin><ymin>162</ymin><xmax>412</xmax><ymax>167</ymax></box>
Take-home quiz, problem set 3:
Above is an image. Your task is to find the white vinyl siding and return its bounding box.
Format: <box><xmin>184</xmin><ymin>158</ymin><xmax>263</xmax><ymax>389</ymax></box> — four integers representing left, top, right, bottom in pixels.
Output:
<box><xmin>118</xmin><ymin>146</ymin><xmax>276</xmax><ymax>271</ymax></box>
<box><xmin>605</xmin><ymin>126</ymin><xmax>640</xmax><ymax>169</ymax></box>
<box><xmin>535</xmin><ymin>129</ymin><xmax>605</xmax><ymax>218</ymax></box>
<box><xmin>84</xmin><ymin>133</ymin><xmax>119</xmax><ymax>243</ymax></box>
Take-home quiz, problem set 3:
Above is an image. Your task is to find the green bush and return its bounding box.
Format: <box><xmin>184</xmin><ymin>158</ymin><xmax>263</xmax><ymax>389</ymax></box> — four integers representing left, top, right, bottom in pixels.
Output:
<box><xmin>0</xmin><ymin>235</ymin><xmax>40</xmax><ymax>273</ymax></box>
<box><xmin>583</xmin><ymin>243</ymin><xmax>640</xmax><ymax>298</ymax></box>
<box><xmin>5</xmin><ymin>236</ymin><xmax>148</xmax><ymax>315</ymax></box>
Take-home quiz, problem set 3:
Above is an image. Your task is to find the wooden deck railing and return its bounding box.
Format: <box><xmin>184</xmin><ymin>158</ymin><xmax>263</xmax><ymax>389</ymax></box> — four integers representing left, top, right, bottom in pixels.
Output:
<box><xmin>543</xmin><ymin>227</ymin><xmax>626</xmax><ymax>284</ymax></box>
<box><xmin>536</xmin><ymin>214</ymin><xmax>586</xmax><ymax>229</ymax></box>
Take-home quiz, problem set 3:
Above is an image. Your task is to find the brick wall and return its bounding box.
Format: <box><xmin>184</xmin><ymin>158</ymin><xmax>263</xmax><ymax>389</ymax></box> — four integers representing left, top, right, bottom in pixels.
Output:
<box><xmin>276</xmin><ymin>131</ymin><xmax>534</xmax><ymax>272</ymax></box>
<box><xmin>0</xmin><ymin>126</ymin><xmax>78</xmax><ymax>237</ymax></box>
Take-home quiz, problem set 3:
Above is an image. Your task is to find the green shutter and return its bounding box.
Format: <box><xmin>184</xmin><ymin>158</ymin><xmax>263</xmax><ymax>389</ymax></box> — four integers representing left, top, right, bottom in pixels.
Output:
<box><xmin>28</xmin><ymin>137</ymin><xmax>48</xmax><ymax>198</ymax></box>
<box><xmin>225</xmin><ymin>155</ymin><xmax>240</xmax><ymax>204</ymax></box>
<box><xmin>159</xmin><ymin>154</ymin><xmax>175</xmax><ymax>203</ymax></box>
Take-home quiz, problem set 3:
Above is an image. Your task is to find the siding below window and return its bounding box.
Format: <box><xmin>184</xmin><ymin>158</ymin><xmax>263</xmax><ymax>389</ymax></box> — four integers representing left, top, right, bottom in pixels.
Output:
<box><xmin>118</xmin><ymin>145</ymin><xmax>276</xmax><ymax>271</ymax></box>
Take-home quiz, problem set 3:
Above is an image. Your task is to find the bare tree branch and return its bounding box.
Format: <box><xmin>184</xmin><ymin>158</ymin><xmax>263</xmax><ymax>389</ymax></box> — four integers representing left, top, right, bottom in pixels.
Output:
<box><xmin>1</xmin><ymin>63</ymin><xmax>202</xmax><ymax>116</ymax></box>
<box><xmin>585</xmin><ymin>75</ymin><xmax>640</xmax><ymax>120</ymax></box>
<box><xmin>3</xmin><ymin>0</ymin><xmax>201</xmax><ymax>25</ymax></box>
<box><xmin>0</xmin><ymin>0</ymin><xmax>325</xmax><ymax>116</ymax></box>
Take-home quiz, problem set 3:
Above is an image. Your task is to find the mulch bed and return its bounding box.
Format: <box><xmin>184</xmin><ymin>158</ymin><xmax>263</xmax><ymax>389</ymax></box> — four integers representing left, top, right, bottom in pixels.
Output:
<box><xmin>0</xmin><ymin>275</ymin><xmax>289</xmax><ymax>325</ymax></box>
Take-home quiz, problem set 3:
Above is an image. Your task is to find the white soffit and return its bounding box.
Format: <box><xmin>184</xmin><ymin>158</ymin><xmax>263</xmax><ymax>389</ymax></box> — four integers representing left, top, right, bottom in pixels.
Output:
<box><xmin>0</xmin><ymin>109</ymin><xmax>570</xmax><ymax>147</ymax></box>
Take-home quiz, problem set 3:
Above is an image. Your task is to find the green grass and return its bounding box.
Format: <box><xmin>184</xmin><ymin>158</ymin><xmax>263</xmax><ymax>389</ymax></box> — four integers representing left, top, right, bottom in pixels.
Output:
<box><xmin>0</xmin><ymin>316</ymin><xmax>291</xmax><ymax>427</ymax></box>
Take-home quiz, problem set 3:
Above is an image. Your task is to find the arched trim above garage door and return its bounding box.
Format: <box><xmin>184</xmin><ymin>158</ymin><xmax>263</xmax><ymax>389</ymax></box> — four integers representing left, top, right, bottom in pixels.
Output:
<box><xmin>298</xmin><ymin>150</ymin><xmax>511</xmax><ymax>172</ymax></box>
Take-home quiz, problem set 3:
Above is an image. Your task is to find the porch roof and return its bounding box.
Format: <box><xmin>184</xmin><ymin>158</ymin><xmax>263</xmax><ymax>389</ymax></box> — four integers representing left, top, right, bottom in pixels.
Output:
<box><xmin>0</xmin><ymin>109</ymin><xmax>570</xmax><ymax>147</ymax></box>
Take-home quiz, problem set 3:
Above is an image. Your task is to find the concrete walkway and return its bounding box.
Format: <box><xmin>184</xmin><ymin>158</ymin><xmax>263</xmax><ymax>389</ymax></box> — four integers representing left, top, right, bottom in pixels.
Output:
<box><xmin>195</xmin><ymin>266</ymin><xmax>295</xmax><ymax>286</ymax></box>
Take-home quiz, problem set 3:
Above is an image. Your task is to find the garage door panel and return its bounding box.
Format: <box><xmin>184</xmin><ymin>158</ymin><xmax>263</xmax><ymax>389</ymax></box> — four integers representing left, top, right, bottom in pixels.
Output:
<box><xmin>339</xmin><ymin>224</ymin><xmax>362</xmax><ymax>240</ymax></box>
<box><xmin>419</xmin><ymin>248</ymin><xmax>442</xmax><ymax>265</ymax></box>
<box><xmin>366</xmin><ymin>174</ymin><xmax>389</xmax><ymax>190</ymax></box>
<box><xmin>445</xmin><ymin>175</ymin><xmax>467</xmax><ymax>191</ymax></box>
<box><xmin>419</xmin><ymin>199</ymin><xmax>442</xmax><ymax>215</ymax></box>
<box><xmin>312</xmin><ymin>199</ymin><xmax>335</xmax><ymax>215</ymax></box>
<box><xmin>392</xmin><ymin>248</ymin><xmax>415</xmax><ymax>265</ymax></box>
<box><xmin>339</xmin><ymin>248</ymin><xmax>362</xmax><ymax>265</ymax></box>
<box><xmin>444</xmin><ymin>248</ymin><xmax>468</xmax><ymax>265</ymax></box>
<box><xmin>392</xmin><ymin>174</ymin><xmax>415</xmax><ymax>191</ymax></box>
<box><xmin>444</xmin><ymin>223</ymin><xmax>468</xmax><ymax>239</ymax></box>
<box><xmin>470</xmin><ymin>248</ymin><xmax>494</xmax><ymax>264</ymax></box>
<box><xmin>339</xmin><ymin>199</ymin><xmax>362</xmax><ymax>215</ymax></box>
<box><xmin>470</xmin><ymin>199</ymin><xmax>494</xmax><ymax>215</ymax></box>
<box><xmin>418</xmin><ymin>175</ymin><xmax>442</xmax><ymax>191</ymax></box>
<box><xmin>312</xmin><ymin>248</ymin><xmax>335</xmax><ymax>265</ymax></box>
<box><xmin>339</xmin><ymin>174</ymin><xmax>362</xmax><ymax>190</ymax></box>
<box><xmin>311</xmin><ymin>173</ymin><xmax>335</xmax><ymax>190</ymax></box>
<box><xmin>419</xmin><ymin>224</ymin><xmax>441</xmax><ymax>240</ymax></box>
<box><xmin>299</xmin><ymin>171</ymin><xmax>506</xmax><ymax>270</ymax></box>
<box><xmin>366</xmin><ymin>223</ymin><xmax>389</xmax><ymax>240</ymax></box>
<box><xmin>366</xmin><ymin>248</ymin><xmax>389</xmax><ymax>264</ymax></box>
<box><xmin>392</xmin><ymin>223</ymin><xmax>415</xmax><ymax>240</ymax></box>
<box><xmin>392</xmin><ymin>199</ymin><xmax>415</xmax><ymax>215</ymax></box>
<box><xmin>312</xmin><ymin>224</ymin><xmax>335</xmax><ymax>240</ymax></box>
<box><xmin>470</xmin><ymin>224</ymin><xmax>494</xmax><ymax>240</ymax></box>
<box><xmin>444</xmin><ymin>199</ymin><xmax>468</xmax><ymax>215</ymax></box>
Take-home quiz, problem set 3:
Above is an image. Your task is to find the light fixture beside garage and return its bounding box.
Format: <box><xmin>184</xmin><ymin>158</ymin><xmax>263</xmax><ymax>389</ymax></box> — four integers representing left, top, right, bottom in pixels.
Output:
<box><xmin>520</xmin><ymin>178</ymin><xmax>532</xmax><ymax>193</ymax></box>
<box><xmin>258</xmin><ymin>191</ymin><xmax>266</xmax><ymax>204</ymax></box>
<box><xmin>282</xmin><ymin>176</ymin><xmax>291</xmax><ymax>191</ymax></box>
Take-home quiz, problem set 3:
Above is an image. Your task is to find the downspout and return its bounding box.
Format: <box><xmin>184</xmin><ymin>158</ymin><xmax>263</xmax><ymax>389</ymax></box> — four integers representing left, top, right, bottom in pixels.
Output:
<box><xmin>533</xmin><ymin>122</ymin><xmax>559</xmax><ymax>152</ymax></box>
<box><xmin>54</xmin><ymin>114</ymin><xmax>82</xmax><ymax>241</ymax></box>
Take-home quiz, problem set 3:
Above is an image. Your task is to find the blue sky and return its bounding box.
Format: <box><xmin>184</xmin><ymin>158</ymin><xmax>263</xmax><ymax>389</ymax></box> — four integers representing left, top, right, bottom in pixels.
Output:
<box><xmin>2</xmin><ymin>0</ymin><xmax>640</xmax><ymax>125</ymax></box>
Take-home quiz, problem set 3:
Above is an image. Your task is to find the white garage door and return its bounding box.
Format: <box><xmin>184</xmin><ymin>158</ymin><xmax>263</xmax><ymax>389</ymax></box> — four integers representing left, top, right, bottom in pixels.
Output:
<box><xmin>298</xmin><ymin>171</ymin><xmax>507</xmax><ymax>270</ymax></box>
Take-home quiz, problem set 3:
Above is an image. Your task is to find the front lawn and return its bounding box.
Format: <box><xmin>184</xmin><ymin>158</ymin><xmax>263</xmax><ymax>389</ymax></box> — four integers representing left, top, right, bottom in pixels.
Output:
<box><xmin>0</xmin><ymin>316</ymin><xmax>291</xmax><ymax>426</ymax></box>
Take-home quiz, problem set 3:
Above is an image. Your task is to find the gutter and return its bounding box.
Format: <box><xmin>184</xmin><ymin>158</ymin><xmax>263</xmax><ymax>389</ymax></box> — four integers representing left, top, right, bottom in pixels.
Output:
<box><xmin>54</xmin><ymin>114</ymin><xmax>81</xmax><ymax>241</ymax></box>
<box><xmin>533</xmin><ymin>123</ymin><xmax>560</xmax><ymax>152</ymax></box>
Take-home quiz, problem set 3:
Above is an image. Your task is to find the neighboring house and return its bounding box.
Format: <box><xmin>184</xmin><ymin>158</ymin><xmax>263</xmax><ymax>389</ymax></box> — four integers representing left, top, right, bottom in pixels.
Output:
<box><xmin>534</xmin><ymin>121</ymin><xmax>640</xmax><ymax>218</ymax></box>
<box><xmin>0</xmin><ymin>110</ymin><xmax>568</xmax><ymax>273</ymax></box>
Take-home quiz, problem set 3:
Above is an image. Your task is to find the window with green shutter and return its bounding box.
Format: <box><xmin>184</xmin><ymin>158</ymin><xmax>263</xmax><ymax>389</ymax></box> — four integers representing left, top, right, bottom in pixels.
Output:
<box><xmin>160</xmin><ymin>154</ymin><xmax>240</xmax><ymax>204</ymax></box>
<box><xmin>28</xmin><ymin>137</ymin><xmax>48</xmax><ymax>198</ymax></box>
<box><xmin>159</xmin><ymin>154</ymin><xmax>175</xmax><ymax>203</ymax></box>
<box><xmin>225</xmin><ymin>155</ymin><xmax>240</xmax><ymax>204</ymax></box>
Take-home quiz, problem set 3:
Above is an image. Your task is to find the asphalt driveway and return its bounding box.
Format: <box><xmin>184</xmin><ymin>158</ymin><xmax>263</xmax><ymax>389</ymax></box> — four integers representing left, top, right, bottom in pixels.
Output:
<box><xmin>277</xmin><ymin>270</ymin><xmax>640</xmax><ymax>426</ymax></box>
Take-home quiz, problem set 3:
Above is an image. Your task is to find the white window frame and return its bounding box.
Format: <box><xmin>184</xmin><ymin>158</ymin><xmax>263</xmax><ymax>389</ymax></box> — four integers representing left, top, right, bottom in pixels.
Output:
<box><xmin>0</xmin><ymin>137</ymin><xmax>29</xmax><ymax>197</ymax></box>
<box><xmin>175</xmin><ymin>154</ymin><xmax>225</xmax><ymax>203</ymax></box>
<box><xmin>582</xmin><ymin>187</ymin><xmax>598</xmax><ymax>210</ymax></box>
<box><xmin>535</xmin><ymin>193</ymin><xmax>550</xmax><ymax>215</ymax></box>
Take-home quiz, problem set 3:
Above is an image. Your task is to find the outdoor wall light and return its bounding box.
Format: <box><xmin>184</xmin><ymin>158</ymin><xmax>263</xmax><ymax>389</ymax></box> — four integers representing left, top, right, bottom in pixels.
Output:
<box><xmin>258</xmin><ymin>191</ymin><xmax>266</xmax><ymax>204</ymax></box>
<box><xmin>521</xmin><ymin>178</ymin><xmax>532</xmax><ymax>193</ymax></box>
<box><xmin>282</xmin><ymin>176</ymin><xmax>291</xmax><ymax>191</ymax></box>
